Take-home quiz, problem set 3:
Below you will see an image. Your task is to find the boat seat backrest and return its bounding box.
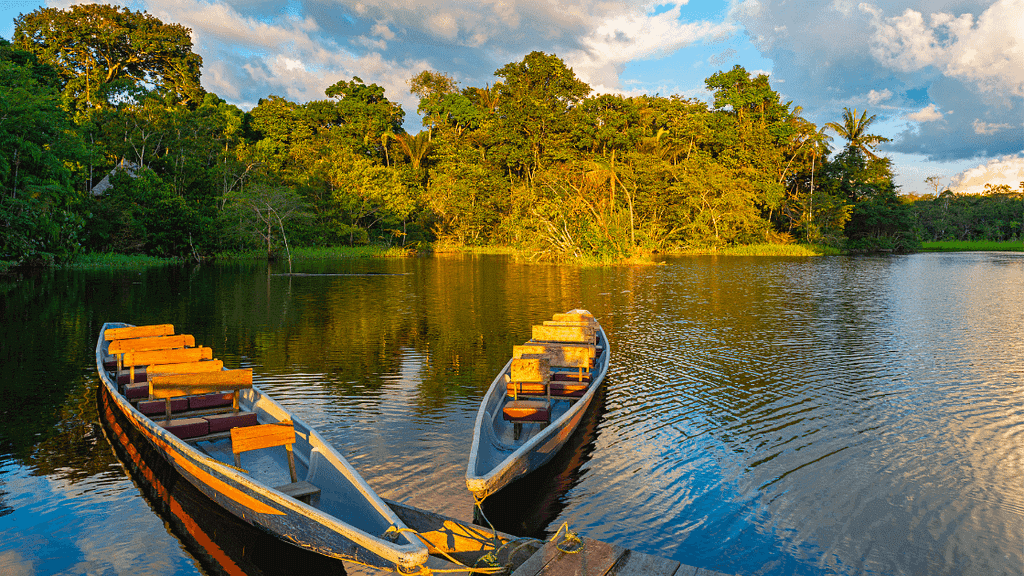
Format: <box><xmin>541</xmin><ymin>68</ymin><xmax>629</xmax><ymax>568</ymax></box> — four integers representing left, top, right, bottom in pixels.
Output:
<box><xmin>146</xmin><ymin>360</ymin><xmax>224</xmax><ymax>376</ymax></box>
<box><xmin>531</xmin><ymin>324</ymin><xmax>596</xmax><ymax>345</ymax></box>
<box><xmin>122</xmin><ymin>347</ymin><xmax>214</xmax><ymax>370</ymax></box>
<box><xmin>231</xmin><ymin>422</ymin><xmax>300</xmax><ymax>483</ymax></box>
<box><xmin>513</xmin><ymin>343</ymin><xmax>595</xmax><ymax>369</ymax></box>
<box><xmin>551</xmin><ymin>312</ymin><xmax>595</xmax><ymax>324</ymax></box>
<box><xmin>104</xmin><ymin>324</ymin><xmax>175</xmax><ymax>341</ymax></box>
<box><xmin>148</xmin><ymin>368</ymin><xmax>253</xmax><ymax>418</ymax></box>
<box><xmin>108</xmin><ymin>334</ymin><xmax>195</xmax><ymax>355</ymax></box>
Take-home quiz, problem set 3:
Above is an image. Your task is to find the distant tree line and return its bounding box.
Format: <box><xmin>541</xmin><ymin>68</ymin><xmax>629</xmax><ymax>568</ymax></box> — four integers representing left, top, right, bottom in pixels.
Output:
<box><xmin>2</xmin><ymin>4</ymin><xmax>927</xmax><ymax>265</ymax></box>
<box><xmin>906</xmin><ymin>184</ymin><xmax>1023</xmax><ymax>242</ymax></box>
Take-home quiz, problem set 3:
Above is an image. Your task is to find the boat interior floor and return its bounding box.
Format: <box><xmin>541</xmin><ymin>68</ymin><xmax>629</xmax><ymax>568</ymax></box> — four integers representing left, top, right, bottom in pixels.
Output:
<box><xmin>194</xmin><ymin>436</ymin><xmax>309</xmax><ymax>490</ymax></box>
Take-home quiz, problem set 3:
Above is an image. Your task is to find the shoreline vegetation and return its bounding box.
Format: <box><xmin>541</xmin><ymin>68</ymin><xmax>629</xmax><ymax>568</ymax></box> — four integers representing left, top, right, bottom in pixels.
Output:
<box><xmin>2</xmin><ymin>6</ymin><xmax>1021</xmax><ymax>270</ymax></box>
<box><xmin>3</xmin><ymin>240</ymin><xmax>1018</xmax><ymax>274</ymax></box>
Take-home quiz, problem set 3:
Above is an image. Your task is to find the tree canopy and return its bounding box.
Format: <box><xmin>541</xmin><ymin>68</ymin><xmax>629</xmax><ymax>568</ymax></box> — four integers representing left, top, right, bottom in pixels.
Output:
<box><xmin>13</xmin><ymin>4</ymin><xmax>203</xmax><ymax>113</ymax></box>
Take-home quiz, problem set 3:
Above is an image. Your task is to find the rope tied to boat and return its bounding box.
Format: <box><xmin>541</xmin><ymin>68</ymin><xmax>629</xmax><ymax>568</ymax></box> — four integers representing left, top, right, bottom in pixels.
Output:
<box><xmin>384</xmin><ymin>526</ymin><xmax>507</xmax><ymax>575</ymax></box>
<box><xmin>550</xmin><ymin>521</ymin><xmax>584</xmax><ymax>554</ymax></box>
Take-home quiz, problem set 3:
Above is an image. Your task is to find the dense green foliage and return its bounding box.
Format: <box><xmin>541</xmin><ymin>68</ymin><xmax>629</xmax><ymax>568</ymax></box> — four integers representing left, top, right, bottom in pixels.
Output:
<box><xmin>3</xmin><ymin>5</ymin><xmax>967</xmax><ymax>266</ymax></box>
<box><xmin>908</xmin><ymin>184</ymin><xmax>1023</xmax><ymax>243</ymax></box>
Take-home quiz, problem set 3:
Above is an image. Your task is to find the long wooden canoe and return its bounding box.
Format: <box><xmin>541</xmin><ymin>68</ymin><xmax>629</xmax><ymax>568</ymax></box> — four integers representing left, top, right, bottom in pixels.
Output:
<box><xmin>95</xmin><ymin>322</ymin><xmax>428</xmax><ymax>571</ymax></box>
<box><xmin>466</xmin><ymin>309</ymin><xmax>610</xmax><ymax>500</ymax></box>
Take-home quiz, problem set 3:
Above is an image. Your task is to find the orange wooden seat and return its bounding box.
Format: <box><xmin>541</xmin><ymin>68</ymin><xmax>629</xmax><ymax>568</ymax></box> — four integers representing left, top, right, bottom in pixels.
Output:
<box><xmin>104</xmin><ymin>324</ymin><xmax>174</xmax><ymax>341</ymax></box>
<box><xmin>502</xmin><ymin>400</ymin><xmax>550</xmax><ymax>422</ymax></box>
<box><xmin>108</xmin><ymin>334</ymin><xmax>195</xmax><ymax>355</ymax></box>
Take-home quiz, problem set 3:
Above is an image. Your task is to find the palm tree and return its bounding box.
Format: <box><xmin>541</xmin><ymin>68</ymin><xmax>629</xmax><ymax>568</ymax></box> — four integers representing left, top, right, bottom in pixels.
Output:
<box><xmin>395</xmin><ymin>131</ymin><xmax>433</xmax><ymax>169</ymax></box>
<box><xmin>825</xmin><ymin>107</ymin><xmax>890</xmax><ymax>159</ymax></box>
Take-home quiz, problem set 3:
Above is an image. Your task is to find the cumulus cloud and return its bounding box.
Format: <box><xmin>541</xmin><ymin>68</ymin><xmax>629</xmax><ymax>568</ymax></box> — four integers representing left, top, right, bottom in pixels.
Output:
<box><xmin>731</xmin><ymin>0</ymin><xmax>1024</xmax><ymax>162</ymax></box>
<box><xmin>868</xmin><ymin>89</ymin><xmax>893</xmax><ymax>105</ymax></box>
<box><xmin>862</xmin><ymin>0</ymin><xmax>1024</xmax><ymax>97</ymax></box>
<box><xmin>948</xmin><ymin>154</ymin><xmax>1024</xmax><ymax>194</ymax></box>
<box><xmin>907</xmin><ymin>103</ymin><xmax>943</xmax><ymax>122</ymax></box>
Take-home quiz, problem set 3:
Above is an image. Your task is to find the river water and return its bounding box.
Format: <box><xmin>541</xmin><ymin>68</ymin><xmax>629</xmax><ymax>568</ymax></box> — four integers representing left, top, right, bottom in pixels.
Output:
<box><xmin>0</xmin><ymin>253</ymin><xmax>1021</xmax><ymax>576</ymax></box>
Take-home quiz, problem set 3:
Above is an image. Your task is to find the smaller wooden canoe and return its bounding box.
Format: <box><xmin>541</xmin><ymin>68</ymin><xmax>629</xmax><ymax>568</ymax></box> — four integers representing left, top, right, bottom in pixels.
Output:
<box><xmin>96</xmin><ymin>322</ymin><xmax>429</xmax><ymax>571</ymax></box>
<box><xmin>466</xmin><ymin>309</ymin><xmax>610</xmax><ymax>500</ymax></box>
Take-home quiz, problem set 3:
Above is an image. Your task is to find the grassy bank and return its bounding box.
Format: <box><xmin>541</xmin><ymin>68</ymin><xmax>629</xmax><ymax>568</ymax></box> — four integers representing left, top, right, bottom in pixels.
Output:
<box><xmin>61</xmin><ymin>252</ymin><xmax>183</xmax><ymax>269</ymax></box>
<box><xmin>48</xmin><ymin>242</ymin><xmax>843</xmax><ymax>271</ymax></box>
<box><xmin>921</xmin><ymin>240</ymin><xmax>1024</xmax><ymax>252</ymax></box>
<box><xmin>669</xmin><ymin>243</ymin><xmax>842</xmax><ymax>256</ymax></box>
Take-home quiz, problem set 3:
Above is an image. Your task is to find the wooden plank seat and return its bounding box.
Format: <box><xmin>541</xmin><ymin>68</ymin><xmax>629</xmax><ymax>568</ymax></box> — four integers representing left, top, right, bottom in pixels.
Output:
<box><xmin>117</xmin><ymin>359</ymin><xmax>224</xmax><ymax>385</ymax></box>
<box><xmin>108</xmin><ymin>334</ymin><xmax>195</xmax><ymax>355</ymax></box>
<box><xmin>531</xmin><ymin>324</ymin><xmax>596</xmax><ymax>345</ymax></box>
<box><xmin>104</xmin><ymin>324</ymin><xmax>175</xmax><ymax>342</ymax></box>
<box><xmin>160</xmin><ymin>417</ymin><xmax>210</xmax><ymax>439</ymax></box>
<box><xmin>502</xmin><ymin>400</ymin><xmax>551</xmax><ymax>422</ymax></box>
<box><xmin>231</xmin><ymin>422</ymin><xmax>320</xmax><ymax>503</ymax></box>
<box><xmin>514</xmin><ymin>343</ymin><xmax>595</xmax><ymax>384</ymax></box>
<box><xmin>509</xmin><ymin>380</ymin><xmax>588</xmax><ymax>398</ymax></box>
<box><xmin>156</xmin><ymin>412</ymin><xmax>259</xmax><ymax>440</ymax></box>
<box><xmin>102</xmin><ymin>326</ymin><xmax>183</xmax><ymax>369</ymax></box>
<box><xmin>149</xmin><ymin>369</ymin><xmax>253</xmax><ymax>416</ymax></box>
<box><xmin>118</xmin><ymin>348</ymin><xmax>215</xmax><ymax>386</ymax></box>
<box><xmin>551</xmin><ymin>312</ymin><xmax>596</xmax><ymax>324</ymax></box>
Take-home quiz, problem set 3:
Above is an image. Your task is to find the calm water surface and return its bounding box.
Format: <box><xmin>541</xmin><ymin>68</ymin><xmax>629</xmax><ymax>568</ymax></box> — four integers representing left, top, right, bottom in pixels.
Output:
<box><xmin>0</xmin><ymin>253</ymin><xmax>1021</xmax><ymax>576</ymax></box>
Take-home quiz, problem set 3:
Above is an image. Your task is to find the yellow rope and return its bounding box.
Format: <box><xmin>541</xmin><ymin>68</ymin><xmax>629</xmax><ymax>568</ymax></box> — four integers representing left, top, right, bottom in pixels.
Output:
<box><xmin>550</xmin><ymin>522</ymin><xmax>584</xmax><ymax>554</ymax></box>
<box><xmin>385</xmin><ymin>526</ymin><xmax>507</xmax><ymax>575</ymax></box>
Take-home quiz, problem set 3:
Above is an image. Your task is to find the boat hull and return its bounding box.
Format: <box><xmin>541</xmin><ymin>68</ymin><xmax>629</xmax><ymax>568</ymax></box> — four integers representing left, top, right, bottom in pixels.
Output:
<box><xmin>96</xmin><ymin>322</ymin><xmax>428</xmax><ymax>571</ymax></box>
<box><xmin>467</xmin><ymin>317</ymin><xmax>609</xmax><ymax>500</ymax></box>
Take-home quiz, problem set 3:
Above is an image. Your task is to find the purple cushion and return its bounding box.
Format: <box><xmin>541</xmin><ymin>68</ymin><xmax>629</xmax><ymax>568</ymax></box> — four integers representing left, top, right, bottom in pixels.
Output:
<box><xmin>503</xmin><ymin>400</ymin><xmax>551</xmax><ymax>422</ymax></box>
<box><xmin>137</xmin><ymin>397</ymin><xmax>189</xmax><ymax>416</ymax></box>
<box><xmin>117</xmin><ymin>368</ymin><xmax>148</xmax><ymax>385</ymax></box>
<box><xmin>189</xmin><ymin>392</ymin><xmax>235</xmax><ymax>411</ymax></box>
<box><xmin>125</xmin><ymin>383</ymin><xmax>149</xmax><ymax>400</ymax></box>
<box><xmin>204</xmin><ymin>411</ymin><xmax>258</xmax><ymax>433</ymax></box>
<box><xmin>160</xmin><ymin>417</ymin><xmax>209</xmax><ymax>439</ymax></box>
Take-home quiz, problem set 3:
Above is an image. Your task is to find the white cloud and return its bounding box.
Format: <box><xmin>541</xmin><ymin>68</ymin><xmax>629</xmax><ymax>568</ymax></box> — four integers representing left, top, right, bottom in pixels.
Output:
<box><xmin>862</xmin><ymin>0</ymin><xmax>1024</xmax><ymax>97</ymax></box>
<box><xmin>562</xmin><ymin>5</ymin><xmax>738</xmax><ymax>92</ymax></box>
<box><xmin>867</xmin><ymin>88</ymin><xmax>892</xmax><ymax>105</ymax></box>
<box><xmin>907</xmin><ymin>103</ymin><xmax>943</xmax><ymax>122</ymax></box>
<box><xmin>948</xmin><ymin>154</ymin><xmax>1024</xmax><ymax>194</ymax></box>
<box><xmin>972</xmin><ymin>119</ymin><xmax>1014</xmax><ymax>135</ymax></box>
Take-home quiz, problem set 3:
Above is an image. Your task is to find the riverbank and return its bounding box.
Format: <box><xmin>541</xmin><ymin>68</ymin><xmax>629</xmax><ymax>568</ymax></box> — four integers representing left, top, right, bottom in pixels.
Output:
<box><xmin>16</xmin><ymin>239</ymin><xmax>1019</xmax><ymax>273</ymax></box>
<box><xmin>920</xmin><ymin>240</ymin><xmax>1023</xmax><ymax>252</ymax></box>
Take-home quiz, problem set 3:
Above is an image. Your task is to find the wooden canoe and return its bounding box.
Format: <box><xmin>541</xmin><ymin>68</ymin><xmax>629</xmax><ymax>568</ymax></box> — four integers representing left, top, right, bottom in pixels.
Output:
<box><xmin>95</xmin><ymin>322</ymin><xmax>429</xmax><ymax>571</ymax></box>
<box><xmin>466</xmin><ymin>309</ymin><xmax>610</xmax><ymax>500</ymax></box>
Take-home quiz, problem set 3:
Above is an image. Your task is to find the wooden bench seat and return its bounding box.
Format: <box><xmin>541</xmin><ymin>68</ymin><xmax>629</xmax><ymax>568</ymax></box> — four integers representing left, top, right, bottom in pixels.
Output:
<box><xmin>160</xmin><ymin>417</ymin><xmax>210</xmax><ymax>439</ymax></box>
<box><xmin>104</xmin><ymin>324</ymin><xmax>175</xmax><ymax>342</ymax></box>
<box><xmin>108</xmin><ymin>334</ymin><xmax>195</xmax><ymax>355</ymax></box>
<box><xmin>508</xmin><ymin>380</ymin><xmax>588</xmax><ymax>398</ymax></box>
<box><xmin>502</xmin><ymin>400</ymin><xmax>550</xmax><ymax>422</ymax></box>
<box><xmin>118</xmin><ymin>348</ymin><xmax>215</xmax><ymax>385</ymax></box>
<box><xmin>149</xmin><ymin>369</ymin><xmax>252</xmax><ymax>406</ymax></box>
<box><xmin>275</xmin><ymin>480</ymin><xmax>320</xmax><ymax>502</ymax></box>
<box><xmin>231</xmin><ymin>422</ymin><xmax>320</xmax><ymax>503</ymax></box>
<box><xmin>531</xmin><ymin>324</ymin><xmax>596</xmax><ymax>345</ymax></box>
<box><xmin>117</xmin><ymin>359</ymin><xmax>224</xmax><ymax>385</ymax></box>
<box><xmin>156</xmin><ymin>411</ymin><xmax>259</xmax><ymax>439</ymax></box>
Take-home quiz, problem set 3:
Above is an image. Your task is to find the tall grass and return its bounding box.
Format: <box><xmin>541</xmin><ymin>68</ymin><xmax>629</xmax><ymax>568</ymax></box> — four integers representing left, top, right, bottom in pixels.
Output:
<box><xmin>62</xmin><ymin>252</ymin><xmax>182</xmax><ymax>269</ymax></box>
<box><xmin>670</xmin><ymin>243</ymin><xmax>841</xmax><ymax>256</ymax></box>
<box><xmin>921</xmin><ymin>240</ymin><xmax>1023</xmax><ymax>252</ymax></box>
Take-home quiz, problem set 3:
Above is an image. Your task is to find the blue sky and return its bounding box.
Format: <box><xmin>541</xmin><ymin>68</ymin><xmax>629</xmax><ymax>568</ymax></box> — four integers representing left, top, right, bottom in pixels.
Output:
<box><xmin>3</xmin><ymin>0</ymin><xmax>1022</xmax><ymax>194</ymax></box>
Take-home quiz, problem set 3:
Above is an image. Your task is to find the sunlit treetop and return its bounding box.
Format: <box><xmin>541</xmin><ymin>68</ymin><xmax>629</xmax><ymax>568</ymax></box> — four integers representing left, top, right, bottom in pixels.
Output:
<box><xmin>13</xmin><ymin>3</ymin><xmax>204</xmax><ymax>113</ymax></box>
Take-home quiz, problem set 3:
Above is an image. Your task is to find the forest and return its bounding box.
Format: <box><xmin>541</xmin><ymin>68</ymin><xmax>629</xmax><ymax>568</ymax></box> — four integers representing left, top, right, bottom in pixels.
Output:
<box><xmin>1</xmin><ymin>4</ymin><xmax>1019</xmax><ymax>266</ymax></box>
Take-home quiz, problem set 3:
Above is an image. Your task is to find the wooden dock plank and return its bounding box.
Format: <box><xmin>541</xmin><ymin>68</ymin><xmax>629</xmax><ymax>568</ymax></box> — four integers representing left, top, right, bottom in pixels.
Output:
<box><xmin>610</xmin><ymin>549</ymin><xmax>682</xmax><ymax>576</ymax></box>
<box><xmin>513</xmin><ymin>537</ymin><xmax>625</xmax><ymax>576</ymax></box>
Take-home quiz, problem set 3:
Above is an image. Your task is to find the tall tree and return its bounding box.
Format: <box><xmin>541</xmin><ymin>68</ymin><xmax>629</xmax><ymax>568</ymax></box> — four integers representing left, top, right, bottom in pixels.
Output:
<box><xmin>492</xmin><ymin>51</ymin><xmax>591</xmax><ymax>179</ymax></box>
<box><xmin>13</xmin><ymin>4</ymin><xmax>204</xmax><ymax>113</ymax></box>
<box><xmin>825</xmin><ymin>108</ymin><xmax>890</xmax><ymax>159</ymax></box>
